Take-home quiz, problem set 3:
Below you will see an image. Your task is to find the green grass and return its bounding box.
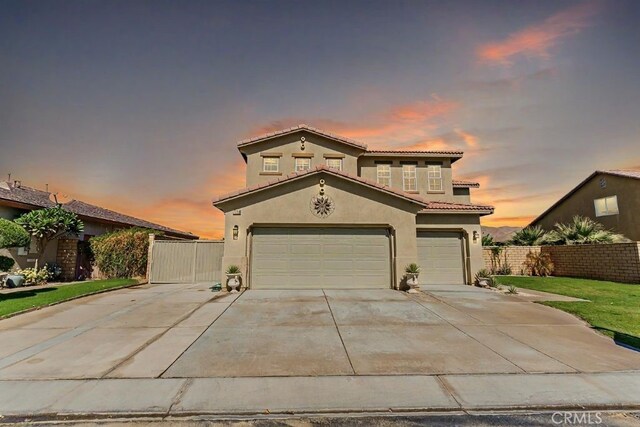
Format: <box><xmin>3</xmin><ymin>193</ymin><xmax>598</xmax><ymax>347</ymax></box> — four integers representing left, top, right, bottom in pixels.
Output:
<box><xmin>496</xmin><ymin>276</ymin><xmax>640</xmax><ymax>349</ymax></box>
<box><xmin>0</xmin><ymin>278</ymin><xmax>139</xmax><ymax>318</ymax></box>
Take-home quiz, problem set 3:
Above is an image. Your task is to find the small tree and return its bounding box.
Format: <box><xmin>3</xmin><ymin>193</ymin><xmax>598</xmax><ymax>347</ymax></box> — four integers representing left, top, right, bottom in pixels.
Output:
<box><xmin>0</xmin><ymin>218</ymin><xmax>30</xmax><ymax>249</ymax></box>
<box><xmin>545</xmin><ymin>216</ymin><xmax>625</xmax><ymax>245</ymax></box>
<box><xmin>15</xmin><ymin>206</ymin><xmax>84</xmax><ymax>269</ymax></box>
<box><xmin>481</xmin><ymin>233</ymin><xmax>495</xmax><ymax>246</ymax></box>
<box><xmin>509</xmin><ymin>226</ymin><xmax>548</xmax><ymax>246</ymax></box>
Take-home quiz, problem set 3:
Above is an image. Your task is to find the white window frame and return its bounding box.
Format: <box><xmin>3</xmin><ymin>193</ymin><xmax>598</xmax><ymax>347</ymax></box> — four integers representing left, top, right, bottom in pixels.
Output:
<box><xmin>427</xmin><ymin>164</ymin><xmax>443</xmax><ymax>192</ymax></box>
<box><xmin>262</xmin><ymin>156</ymin><xmax>279</xmax><ymax>172</ymax></box>
<box><xmin>377</xmin><ymin>164</ymin><xmax>391</xmax><ymax>187</ymax></box>
<box><xmin>594</xmin><ymin>195</ymin><xmax>619</xmax><ymax>217</ymax></box>
<box><xmin>294</xmin><ymin>157</ymin><xmax>311</xmax><ymax>172</ymax></box>
<box><xmin>325</xmin><ymin>158</ymin><xmax>343</xmax><ymax>171</ymax></box>
<box><xmin>402</xmin><ymin>164</ymin><xmax>417</xmax><ymax>192</ymax></box>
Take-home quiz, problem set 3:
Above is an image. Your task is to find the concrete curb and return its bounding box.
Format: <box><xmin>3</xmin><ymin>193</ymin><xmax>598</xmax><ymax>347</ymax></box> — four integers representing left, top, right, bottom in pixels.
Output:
<box><xmin>0</xmin><ymin>372</ymin><xmax>638</xmax><ymax>421</ymax></box>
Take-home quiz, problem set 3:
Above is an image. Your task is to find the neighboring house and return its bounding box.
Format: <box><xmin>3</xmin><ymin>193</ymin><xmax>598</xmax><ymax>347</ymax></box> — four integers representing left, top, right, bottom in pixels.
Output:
<box><xmin>530</xmin><ymin>169</ymin><xmax>640</xmax><ymax>241</ymax></box>
<box><xmin>212</xmin><ymin>124</ymin><xmax>493</xmax><ymax>289</ymax></box>
<box><xmin>0</xmin><ymin>180</ymin><xmax>197</xmax><ymax>280</ymax></box>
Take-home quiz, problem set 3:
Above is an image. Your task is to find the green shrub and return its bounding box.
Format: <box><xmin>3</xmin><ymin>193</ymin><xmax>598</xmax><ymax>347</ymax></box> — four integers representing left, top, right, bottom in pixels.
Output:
<box><xmin>225</xmin><ymin>265</ymin><xmax>241</xmax><ymax>274</ymax></box>
<box><xmin>0</xmin><ymin>219</ymin><xmax>30</xmax><ymax>249</ymax></box>
<box><xmin>506</xmin><ymin>285</ymin><xmax>518</xmax><ymax>294</ymax></box>
<box><xmin>0</xmin><ymin>255</ymin><xmax>15</xmax><ymax>272</ymax></box>
<box><xmin>524</xmin><ymin>251</ymin><xmax>554</xmax><ymax>277</ymax></box>
<box><xmin>509</xmin><ymin>226</ymin><xmax>548</xmax><ymax>246</ymax></box>
<box><xmin>481</xmin><ymin>233</ymin><xmax>495</xmax><ymax>246</ymax></box>
<box><xmin>90</xmin><ymin>228</ymin><xmax>160</xmax><ymax>279</ymax></box>
<box><xmin>404</xmin><ymin>263</ymin><xmax>421</xmax><ymax>275</ymax></box>
<box><xmin>17</xmin><ymin>267</ymin><xmax>50</xmax><ymax>286</ymax></box>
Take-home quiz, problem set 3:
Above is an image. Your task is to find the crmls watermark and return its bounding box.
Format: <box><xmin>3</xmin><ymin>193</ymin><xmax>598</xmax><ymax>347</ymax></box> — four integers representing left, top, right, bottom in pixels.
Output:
<box><xmin>551</xmin><ymin>411</ymin><xmax>603</xmax><ymax>425</ymax></box>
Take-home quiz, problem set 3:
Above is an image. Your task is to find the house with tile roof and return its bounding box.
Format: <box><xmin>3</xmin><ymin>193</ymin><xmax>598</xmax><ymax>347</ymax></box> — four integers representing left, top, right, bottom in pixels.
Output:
<box><xmin>530</xmin><ymin>169</ymin><xmax>640</xmax><ymax>241</ymax></box>
<box><xmin>212</xmin><ymin>124</ymin><xmax>493</xmax><ymax>289</ymax></box>
<box><xmin>0</xmin><ymin>180</ymin><xmax>197</xmax><ymax>279</ymax></box>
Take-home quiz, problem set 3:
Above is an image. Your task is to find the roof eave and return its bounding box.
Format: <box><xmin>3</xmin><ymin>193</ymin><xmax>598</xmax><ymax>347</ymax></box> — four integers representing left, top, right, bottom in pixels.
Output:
<box><xmin>237</xmin><ymin>126</ymin><xmax>368</xmax><ymax>152</ymax></box>
<box><xmin>420</xmin><ymin>209</ymin><xmax>494</xmax><ymax>216</ymax></box>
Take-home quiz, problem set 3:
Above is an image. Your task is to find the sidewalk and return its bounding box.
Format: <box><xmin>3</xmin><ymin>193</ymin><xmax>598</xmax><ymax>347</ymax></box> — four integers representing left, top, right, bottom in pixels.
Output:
<box><xmin>1</xmin><ymin>372</ymin><xmax>639</xmax><ymax>419</ymax></box>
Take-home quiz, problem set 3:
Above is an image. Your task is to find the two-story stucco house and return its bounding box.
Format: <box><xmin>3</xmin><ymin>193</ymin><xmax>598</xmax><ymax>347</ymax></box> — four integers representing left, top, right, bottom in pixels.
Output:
<box><xmin>212</xmin><ymin>125</ymin><xmax>493</xmax><ymax>289</ymax></box>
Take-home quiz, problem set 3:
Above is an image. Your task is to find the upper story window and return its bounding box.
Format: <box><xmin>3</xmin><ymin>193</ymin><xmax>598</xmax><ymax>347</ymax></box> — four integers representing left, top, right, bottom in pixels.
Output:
<box><xmin>326</xmin><ymin>158</ymin><xmax>343</xmax><ymax>171</ymax></box>
<box><xmin>402</xmin><ymin>164</ymin><xmax>417</xmax><ymax>192</ymax></box>
<box><xmin>295</xmin><ymin>157</ymin><xmax>311</xmax><ymax>172</ymax></box>
<box><xmin>377</xmin><ymin>164</ymin><xmax>391</xmax><ymax>187</ymax></box>
<box><xmin>427</xmin><ymin>164</ymin><xmax>443</xmax><ymax>192</ymax></box>
<box><xmin>594</xmin><ymin>195</ymin><xmax>619</xmax><ymax>217</ymax></box>
<box><xmin>262</xmin><ymin>157</ymin><xmax>279</xmax><ymax>172</ymax></box>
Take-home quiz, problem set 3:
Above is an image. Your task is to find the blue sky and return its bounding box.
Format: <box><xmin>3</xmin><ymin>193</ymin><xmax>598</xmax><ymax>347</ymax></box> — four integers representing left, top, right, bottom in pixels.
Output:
<box><xmin>1</xmin><ymin>0</ymin><xmax>639</xmax><ymax>237</ymax></box>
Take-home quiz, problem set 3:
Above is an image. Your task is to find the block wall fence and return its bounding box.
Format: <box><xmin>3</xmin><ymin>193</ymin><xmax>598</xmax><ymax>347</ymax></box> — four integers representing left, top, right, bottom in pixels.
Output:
<box><xmin>482</xmin><ymin>243</ymin><xmax>640</xmax><ymax>284</ymax></box>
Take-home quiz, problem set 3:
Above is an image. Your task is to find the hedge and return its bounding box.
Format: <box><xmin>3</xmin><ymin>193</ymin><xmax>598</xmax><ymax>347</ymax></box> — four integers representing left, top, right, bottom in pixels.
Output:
<box><xmin>90</xmin><ymin>228</ymin><xmax>161</xmax><ymax>279</ymax></box>
<box><xmin>0</xmin><ymin>219</ymin><xmax>30</xmax><ymax>249</ymax></box>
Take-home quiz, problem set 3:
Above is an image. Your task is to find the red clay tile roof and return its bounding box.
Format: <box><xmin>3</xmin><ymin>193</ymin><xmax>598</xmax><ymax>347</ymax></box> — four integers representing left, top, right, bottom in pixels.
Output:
<box><xmin>452</xmin><ymin>180</ymin><xmax>480</xmax><ymax>188</ymax></box>
<box><xmin>237</xmin><ymin>124</ymin><xmax>368</xmax><ymax>150</ymax></box>
<box><xmin>212</xmin><ymin>165</ymin><xmax>429</xmax><ymax>207</ymax></box>
<box><xmin>364</xmin><ymin>149</ymin><xmax>464</xmax><ymax>156</ymax></box>
<box><xmin>0</xmin><ymin>181</ymin><xmax>197</xmax><ymax>239</ymax></box>
<box><xmin>213</xmin><ymin>165</ymin><xmax>494</xmax><ymax>216</ymax></box>
<box><xmin>420</xmin><ymin>201</ymin><xmax>494</xmax><ymax>214</ymax></box>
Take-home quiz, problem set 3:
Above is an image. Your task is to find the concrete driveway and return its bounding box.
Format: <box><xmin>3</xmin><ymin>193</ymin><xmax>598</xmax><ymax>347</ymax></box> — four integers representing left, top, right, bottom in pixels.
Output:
<box><xmin>2</xmin><ymin>283</ymin><xmax>640</xmax><ymax>417</ymax></box>
<box><xmin>0</xmin><ymin>283</ymin><xmax>639</xmax><ymax>379</ymax></box>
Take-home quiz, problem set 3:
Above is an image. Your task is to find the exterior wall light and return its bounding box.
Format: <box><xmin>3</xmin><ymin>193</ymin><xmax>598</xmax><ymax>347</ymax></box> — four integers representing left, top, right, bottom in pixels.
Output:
<box><xmin>233</xmin><ymin>225</ymin><xmax>239</xmax><ymax>240</ymax></box>
<box><xmin>473</xmin><ymin>230</ymin><xmax>479</xmax><ymax>243</ymax></box>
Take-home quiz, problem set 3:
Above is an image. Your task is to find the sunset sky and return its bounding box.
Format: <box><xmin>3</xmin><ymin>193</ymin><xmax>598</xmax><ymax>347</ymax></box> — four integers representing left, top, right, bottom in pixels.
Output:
<box><xmin>2</xmin><ymin>0</ymin><xmax>639</xmax><ymax>238</ymax></box>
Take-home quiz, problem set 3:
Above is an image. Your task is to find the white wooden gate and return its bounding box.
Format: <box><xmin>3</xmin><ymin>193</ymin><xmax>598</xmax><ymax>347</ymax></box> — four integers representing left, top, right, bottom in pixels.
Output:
<box><xmin>149</xmin><ymin>240</ymin><xmax>224</xmax><ymax>284</ymax></box>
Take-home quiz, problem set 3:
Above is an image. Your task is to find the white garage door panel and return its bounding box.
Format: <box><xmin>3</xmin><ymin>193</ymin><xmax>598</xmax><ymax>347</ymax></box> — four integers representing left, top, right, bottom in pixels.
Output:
<box><xmin>251</xmin><ymin>227</ymin><xmax>391</xmax><ymax>289</ymax></box>
<box><xmin>417</xmin><ymin>231</ymin><xmax>465</xmax><ymax>285</ymax></box>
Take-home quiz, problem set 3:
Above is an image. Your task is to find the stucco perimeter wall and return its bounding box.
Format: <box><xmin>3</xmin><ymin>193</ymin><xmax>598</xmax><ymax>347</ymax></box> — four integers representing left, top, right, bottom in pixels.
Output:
<box><xmin>483</xmin><ymin>243</ymin><xmax>640</xmax><ymax>284</ymax></box>
<box><xmin>218</xmin><ymin>173</ymin><xmax>424</xmax><ymax>290</ymax></box>
<box><xmin>482</xmin><ymin>246</ymin><xmax>542</xmax><ymax>275</ymax></box>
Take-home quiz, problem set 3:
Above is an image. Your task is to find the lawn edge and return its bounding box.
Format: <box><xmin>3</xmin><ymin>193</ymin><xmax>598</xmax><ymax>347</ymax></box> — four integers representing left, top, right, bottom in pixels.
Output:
<box><xmin>0</xmin><ymin>279</ymin><xmax>144</xmax><ymax>320</ymax></box>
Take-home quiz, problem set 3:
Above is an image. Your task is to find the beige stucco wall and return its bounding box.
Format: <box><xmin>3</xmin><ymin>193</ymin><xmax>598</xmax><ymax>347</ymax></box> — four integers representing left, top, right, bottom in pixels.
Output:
<box><xmin>532</xmin><ymin>174</ymin><xmax>640</xmax><ymax>241</ymax></box>
<box><xmin>240</xmin><ymin>131</ymin><xmax>364</xmax><ymax>187</ymax></box>
<box><xmin>453</xmin><ymin>188</ymin><xmax>471</xmax><ymax>203</ymax></box>
<box><xmin>358</xmin><ymin>157</ymin><xmax>457</xmax><ymax>202</ymax></box>
<box><xmin>217</xmin><ymin>172</ymin><xmax>423</xmax><ymax>289</ymax></box>
<box><xmin>416</xmin><ymin>213</ymin><xmax>484</xmax><ymax>282</ymax></box>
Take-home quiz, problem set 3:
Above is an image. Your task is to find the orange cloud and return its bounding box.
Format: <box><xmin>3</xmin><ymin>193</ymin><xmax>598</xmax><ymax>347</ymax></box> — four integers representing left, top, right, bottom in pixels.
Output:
<box><xmin>249</xmin><ymin>95</ymin><xmax>459</xmax><ymax>148</ymax></box>
<box><xmin>476</xmin><ymin>2</ymin><xmax>600</xmax><ymax>65</ymax></box>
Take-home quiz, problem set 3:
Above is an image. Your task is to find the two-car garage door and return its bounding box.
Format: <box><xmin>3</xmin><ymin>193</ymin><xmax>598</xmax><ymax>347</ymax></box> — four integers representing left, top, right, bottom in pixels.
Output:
<box><xmin>251</xmin><ymin>227</ymin><xmax>391</xmax><ymax>289</ymax></box>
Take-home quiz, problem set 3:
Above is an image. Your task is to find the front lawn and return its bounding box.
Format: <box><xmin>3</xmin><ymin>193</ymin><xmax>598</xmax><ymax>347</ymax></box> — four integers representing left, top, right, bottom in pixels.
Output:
<box><xmin>496</xmin><ymin>276</ymin><xmax>640</xmax><ymax>349</ymax></box>
<box><xmin>0</xmin><ymin>278</ymin><xmax>139</xmax><ymax>318</ymax></box>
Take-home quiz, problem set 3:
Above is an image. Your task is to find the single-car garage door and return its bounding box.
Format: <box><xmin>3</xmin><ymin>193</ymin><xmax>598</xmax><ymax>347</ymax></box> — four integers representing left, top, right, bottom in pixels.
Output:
<box><xmin>251</xmin><ymin>227</ymin><xmax>391</xmax><ymax>289</ymax></box>
<box><xmin>417</xmin><ymin>231</ymin><xmax>465</xmax><ymax>285</ymax></box>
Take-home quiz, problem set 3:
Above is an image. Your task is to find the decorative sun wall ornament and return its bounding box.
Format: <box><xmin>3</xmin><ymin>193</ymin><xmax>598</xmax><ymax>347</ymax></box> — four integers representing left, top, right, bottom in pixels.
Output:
<box><xmin>300</xmin><ymin>136</ymin><xmax>306</xmax><ymax>151</ymax></box>
<box><xmin>310</xmin><ymin>194</ymin><xmax>335</xmax><ymax>218</ymax></box>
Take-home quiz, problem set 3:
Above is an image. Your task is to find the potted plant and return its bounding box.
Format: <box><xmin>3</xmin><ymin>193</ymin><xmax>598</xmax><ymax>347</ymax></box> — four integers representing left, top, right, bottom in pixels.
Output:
<box><xmin>225</xmin><ymin>265</ymin><xmax>242</xmax><ymax>293</ymax></box>
<box><xmin>405</xmin><ymin>263</ymin><xmax>421</xmax><ymax>293</ymax></box>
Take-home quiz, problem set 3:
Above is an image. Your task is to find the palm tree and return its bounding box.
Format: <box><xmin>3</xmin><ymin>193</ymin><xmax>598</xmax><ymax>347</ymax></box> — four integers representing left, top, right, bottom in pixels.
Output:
<box><xmin>509</xmin><ymin>226</ymin><xmax>548</xmax><ymax>246</ymax></box>
<box><xmin>481</xmin><ymin>233</ymin><xmax>495</xmax><ymax>246</ymax></box>
<box><xmin>545</xmin><ymin>216</ymin><xmax>625</xmax><ymax>245</ymax></box>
